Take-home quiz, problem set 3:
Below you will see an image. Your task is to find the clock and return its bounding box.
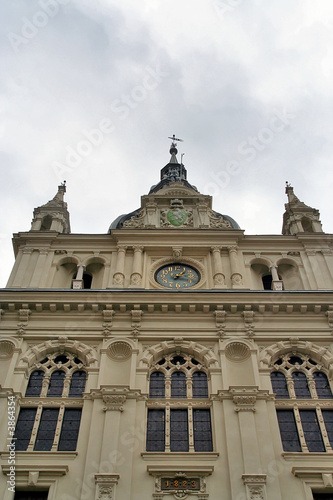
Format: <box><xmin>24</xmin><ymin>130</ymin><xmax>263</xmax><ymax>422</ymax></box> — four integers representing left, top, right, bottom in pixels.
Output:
<box><xmin>155</xmin><ymin>263</ymin><xmax>200</xmax><ymax>288</ymax></box>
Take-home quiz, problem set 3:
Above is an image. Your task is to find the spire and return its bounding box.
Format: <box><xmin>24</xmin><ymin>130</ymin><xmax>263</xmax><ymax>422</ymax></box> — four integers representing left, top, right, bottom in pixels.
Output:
<box><xmin>30</xmin><ymin>182</ymin><xmax>71</xmax><ymax>233</ymax></box>
<box><xmin>282</xmin><ymin>182</ymin><xmax>323</xmax><ymax>235</ymax></box>
<box><xmin>148</xmin><ymin>135</ymin><xmax>198</xmax><ymax>194</ymax></box>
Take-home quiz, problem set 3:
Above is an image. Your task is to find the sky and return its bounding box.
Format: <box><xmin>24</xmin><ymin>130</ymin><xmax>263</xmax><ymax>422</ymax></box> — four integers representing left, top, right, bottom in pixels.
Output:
<box><xmin>0</xmin><ymin>0</ymin><xmax>333</xmax><ymax>287</ymax></box>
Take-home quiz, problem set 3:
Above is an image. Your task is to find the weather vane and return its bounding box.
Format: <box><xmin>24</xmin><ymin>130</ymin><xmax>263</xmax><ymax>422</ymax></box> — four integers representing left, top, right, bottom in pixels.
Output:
<box><xmin>168</xmin><ymin>134</ymin><xmax>183</xmax><ymax>144</ymax></box>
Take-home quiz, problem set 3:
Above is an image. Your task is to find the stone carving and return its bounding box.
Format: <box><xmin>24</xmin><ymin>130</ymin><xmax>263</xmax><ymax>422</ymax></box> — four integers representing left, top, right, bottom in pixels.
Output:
<box><xmin>173</xmin><ymin>246</ymin><xmax>183</xmax><ymax>259</ymax></box>
<box><xmin>0</xmin><ymin>340</ymin><xmax>15</xmax><ymax>359</ymax></box>
<box><xmin>103</xmin><ymin>394</ymin><xmax>126</xmax><ymax>412</ymax></box>
<box><xmin>207</xmin><ymin>208</ymin><xmax>232</xmax><ymax>229</ymax></box>
<box><xmin>215</xmin><ymin>307</ymin><xmax>226</xmax><ymax>338</ymax></box>
<box><xmin>225</xmin><ymin>342</ymin><xmax>251</xmax><ymax>361</ymax></box>
<box><xmin>243</xmin><ymin>309</ymin><xmax>255</xmax><ymax>337</ymax></box>
<box><xmin>233</xmin><ymin>395</ymin><xmax>257</xmax><ymax>412</ymax></box>
<box><xmin>123</xmin><ymin>209</ymin><xmax>146</xmax><ymax>228</ymax></box>
<box><xmin>161</xmin><ymin>199</ymin><xmax>193</xmax><ymax>228</ymax></box>
<box><xmin>95</xmin><ymin>474</ymin><xmax>119</xmax><ymax>500</ymax></box>
<box><xmin>107</xmin><ymin>341</ymin><xmax>132</xmax><ymax>361</ymax></box>
<box><xmin>113</xmin><ymin>272</ymin><xmax>124</xmax><ymax>286</ymax></box>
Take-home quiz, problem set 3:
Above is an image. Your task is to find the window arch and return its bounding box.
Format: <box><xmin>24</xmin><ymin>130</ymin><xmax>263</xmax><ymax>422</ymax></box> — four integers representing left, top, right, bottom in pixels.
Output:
<box><xmin>270</xmin><ymin>353</ymin><xmax>333</xmax><ymax>453</ymax></box>
<box><xmin>146</xmin><ymin>353</ymin><xmax>212</xmax><ymax>453</ymax></box>
<box><xmin>15</xmin><ymin>353</ymin><xmax>86</xmax><ymax>452</ymax></box>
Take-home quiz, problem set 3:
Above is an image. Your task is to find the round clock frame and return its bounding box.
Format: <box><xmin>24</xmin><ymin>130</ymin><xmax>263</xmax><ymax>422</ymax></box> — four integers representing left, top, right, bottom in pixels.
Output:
<box><xmin>154</xmin><ymin>263</ymin><xmax>201</xmax><ymax>289</ymax></box>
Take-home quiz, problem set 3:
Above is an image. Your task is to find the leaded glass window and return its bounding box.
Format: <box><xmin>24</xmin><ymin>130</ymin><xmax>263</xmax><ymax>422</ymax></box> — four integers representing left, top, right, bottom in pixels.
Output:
<box><xmin>25</xmin><ymin>370</ymin><xmax>44</xmax><ymax>397</ymax></box>
<box><xmin>146</xmin><ymin>353</ymin><xmax>212</xmax><ymax>452</ymax></box>
<box><xmin>14</xmin><ymin>352</ymin><xmax>86</xmax><ymax>452</ymax></box>
<box><xmin>272</xmin><ymin>353</ymin><xmax>333</xmax><ymax>453</ymax></box>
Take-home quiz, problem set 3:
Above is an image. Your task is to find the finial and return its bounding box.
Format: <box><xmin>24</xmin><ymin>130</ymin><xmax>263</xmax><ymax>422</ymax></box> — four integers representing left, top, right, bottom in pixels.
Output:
<box><xmin>168</xmin><ymin>134</ymin><xmax>183</xmax><ymax>156</ymax></box>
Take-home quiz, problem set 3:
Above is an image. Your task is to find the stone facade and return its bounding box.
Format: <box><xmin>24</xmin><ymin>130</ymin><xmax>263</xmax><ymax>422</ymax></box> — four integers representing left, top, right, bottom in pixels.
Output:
<box><xmin>0</xmin><ymin>145</ymin><xmax>332</xmax><ymax>500</ymax></box>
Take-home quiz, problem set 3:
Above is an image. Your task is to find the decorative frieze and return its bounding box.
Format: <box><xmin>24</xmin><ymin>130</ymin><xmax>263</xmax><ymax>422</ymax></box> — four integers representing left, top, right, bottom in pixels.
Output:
<box><xmin>242</xmin><ymin>475</ymin><xmax>267</xmax><ymax>500</ymax></box>
<box><xmin>95</xmin><ymin>473</ymin><xmax>119</xmax><ymax>500</ymax></box>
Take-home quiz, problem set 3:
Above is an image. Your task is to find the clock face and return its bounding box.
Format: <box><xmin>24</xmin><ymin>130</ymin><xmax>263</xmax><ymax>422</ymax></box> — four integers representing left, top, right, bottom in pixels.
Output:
<box><xmin>155</xmin><ymin>264</ymin><xmax>200</xmax><ymax>288</ymax></box>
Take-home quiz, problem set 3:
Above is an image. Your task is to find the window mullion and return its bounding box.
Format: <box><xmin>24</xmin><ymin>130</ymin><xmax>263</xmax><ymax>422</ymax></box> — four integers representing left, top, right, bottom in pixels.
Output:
<box><xmin>286</xmin><ymin>376</ymin><xmax>295</xmax><ymax>398</ymax></box>
<box><xmin>187</xmin><ymin>377</ymin><xmax>192</xmax><ymax>399</ymax></box>
<box><xmin>316</xmin><ymin>407</ymin><xmax>332</xmax><ymax>452</ymax></box>
<box><xmin>308</xmin><ymin>376</ymin><xmax>317</xmax><ymax>399</ymax></box>
<box><xmin>63</xmin><ymin>375</ymin><xmax>71</xmax><ymax>397</ymax></box>
<box><xmin>165</xmin><ymin>377</ymin><xmax>171</xmax><ymax>398</ymax></box>
<box><xmin>52</xmin><ymin>404</ymin><xmax>65</xmax><ymax>451</ymax></box>
<box><xmin>294</xmin><ymin>407</ymin><xmax>308</xmax><ymax>452</ymax></box>
<box><xmin>188</xmin><ymin>405</ymin><xmax>194</xmax><ymax>452</ymax></box>
<box><xmin>165</xmin><ymin>405</ymin><xmax>170</xmax><ymax>452</ymax></box>
<box><xmin>27</xmin><ymin>404</ymin><xmax>43</xmax><ymax>451</ymax></box>
<box><xmin>40</xmin><ymin>375</ymin><xmax>50</xmax><ymax>397</ymax></box>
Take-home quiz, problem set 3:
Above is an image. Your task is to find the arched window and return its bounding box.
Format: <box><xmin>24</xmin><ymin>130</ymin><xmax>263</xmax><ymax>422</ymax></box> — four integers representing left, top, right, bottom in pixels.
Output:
<box><xmin>14</xmin><ymin>353</ymin><xmax>86</xmax><ymax>452</ymax></box>
<box><xmin>25</xmin><ymin>370</ymin><xmax>44</xmax><ymax>397</ymax></box>
<box><xmin>146</xmin><ymin>354</ymin><xmax>212</xmax><ymax>453</ymax></box>
<box><xmin>47</xmin><ymin>370</ymin><xmax>65</xmax><ymax>397</ymax></box>
<box><xmin>271</xmin><ymin>353</ymin><xmax>333</xmax><ymax>453</ymax></box>
<box><xmin>40</xmin><ymin>215</ymin><xmax>52</xmax><ymax>231</ymax></box>
<box><xmin>82</xmin><ymin>272</ymin><xmax>92</xmax><ymax>289</ymax></box>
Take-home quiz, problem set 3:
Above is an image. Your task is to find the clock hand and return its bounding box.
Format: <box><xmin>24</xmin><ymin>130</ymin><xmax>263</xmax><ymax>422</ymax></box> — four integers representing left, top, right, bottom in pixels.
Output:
<box><xmin>173</xmin><ymin>270</ymin><xmax>186</xmax><ymax>279</ymax></box>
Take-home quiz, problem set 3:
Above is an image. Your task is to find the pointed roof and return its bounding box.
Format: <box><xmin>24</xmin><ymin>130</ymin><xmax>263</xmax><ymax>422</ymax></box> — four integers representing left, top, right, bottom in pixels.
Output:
<box><xmin>282</xmin><ymin>183</ymin><xmax>323</xmax><ymax>235</ymax></box>
<box><xmin>148</xmin><ymin>141</ymin><xmax>198</xmax><ymax>194</ymax></box>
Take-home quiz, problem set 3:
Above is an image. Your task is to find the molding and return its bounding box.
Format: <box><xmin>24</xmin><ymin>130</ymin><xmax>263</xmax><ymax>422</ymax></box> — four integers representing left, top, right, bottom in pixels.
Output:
<box><xmin>141</xmin><ymin>453</ymin><xmax>219</xmax><ymax>462</ymax></box>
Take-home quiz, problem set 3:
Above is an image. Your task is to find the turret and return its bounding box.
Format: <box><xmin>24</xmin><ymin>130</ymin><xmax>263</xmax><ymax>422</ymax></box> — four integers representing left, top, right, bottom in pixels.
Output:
<box><xmin>282</xmin><ymin>183</ymin><xmax>323</xmax><ymax>235</ymax></box>
<box><xmin>30</xmin><ymin>182</ymin><xmax>71</xmax><ymax>233</ymax></box>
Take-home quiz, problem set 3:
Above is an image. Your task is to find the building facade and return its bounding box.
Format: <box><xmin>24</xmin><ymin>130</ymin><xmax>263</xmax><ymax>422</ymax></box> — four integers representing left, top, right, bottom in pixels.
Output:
<box><xmin>0</xmin><ymin>141</ymin><xmax>333</xmax><ymax>500</ymax></box>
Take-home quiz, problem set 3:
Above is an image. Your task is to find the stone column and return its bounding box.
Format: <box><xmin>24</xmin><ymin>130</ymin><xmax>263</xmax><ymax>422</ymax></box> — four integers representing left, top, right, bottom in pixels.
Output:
<box><xmin>12</xmin><ymin>247</ymin><xmax>34</xmax><ymax>287</ymax></box>
<box><xmin>30</xmin><ymin>248</ymin><xmax>49</xmax><ymax>288</ymax></box>
<box><xmin>211</xmin><ymin>246</ymin><xmax>226</xmax><ymax>288</ymax></box>
<box><xmin>113</xmin><ymin>246</ymin><xmax>127</xmax><ymax>287</ymax></box>
<box><xmin>270</xmin><ymin>265</ymin><xmax>283</xmax><ymax>291</ymax></box>
<box><xmin>72</xmin><ymin>264</ymin><xmax>85</xmax><ymax>289</ymax></box>
<box><xmin>130</xmin><ymin>246</ymin><xmax>144</xmax><ymax>287</ymax></box>
<box><xmin>306</xmin><ymin>250</ymin><xmax>326</xmax><ymax>289</ymax></box>
<box><xmin>228</xmin><ymin>246</ymin><xmax>244</xmax><ymax>288</ymax></box>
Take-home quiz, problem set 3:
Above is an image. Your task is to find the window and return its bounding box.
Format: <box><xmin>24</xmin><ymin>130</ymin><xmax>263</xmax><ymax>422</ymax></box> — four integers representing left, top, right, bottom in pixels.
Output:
<box><xmin>146</xmin><ymin>354</ymin><xmax>213</xmax><ymax>452</ymax></box>
<box><xmin>271</xmin><ymin>353</ymin><xmax>333</xmax><ymax>452</ymax></box>
<box><xmin>14</xmin><ymin>353</ymin><xmax>86</xmax><ymax>452</ymax></box>
<box><xmin>14</xmin><ymin>492</ymin><xmax>49</xmax><ymax>500</ymax></box>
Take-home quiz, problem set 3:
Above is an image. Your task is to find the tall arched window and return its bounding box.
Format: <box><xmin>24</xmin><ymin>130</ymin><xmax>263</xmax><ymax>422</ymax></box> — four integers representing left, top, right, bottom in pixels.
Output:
<box><xmin>270</xmin><ymin>353</ymin><xmax>333</xmax><ymax>453</ymax></box>
<box><xmin>146</xmin><ymin>354</ymin><xmax>212</xmax><ymax>453</ymax></box>
<box><xmin>14</xmin><ymin>353</ymin><xmax>86</xmax><ymax>452</ymax></box>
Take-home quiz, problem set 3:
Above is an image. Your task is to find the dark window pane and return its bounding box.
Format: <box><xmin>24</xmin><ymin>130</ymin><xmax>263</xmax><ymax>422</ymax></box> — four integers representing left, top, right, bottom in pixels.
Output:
<box><xmin>262</xmin><ymin>274</ymin><xmax>272</xmax><ymax>290</ymax></box>
<box><xmin>149</xmin><ymin>371</ymin><xmax>165</xmax><ymax>398</ymax></box>
<box><xmin>275</xmin><ymin>358</ymin><xmax>283</xmax><ymax>366</ymax></box>
<box><xmin>276</xmin><ymin>410</ymin><xmax>301</xmax><ymax>452</ymax></box>
<box><xmin>293</xmin><ymin>372</ymin><xmax>311</xmax><ymax>398</ymax></box>
<box><xmin>47</xmin><ymin>370</ymin><xmax>65</xmax><ymax>397</ymax></box>
<box><xmin>146</xmin><ymin>409</ymin><xmax>165</xmax><ymax>451</ymax></box>
<box><xmin>14</xmin><ymin>408</ymin><xmax>37</xmax><ymax>451</ymax></box>
<box><xmin>14</xmin><ymin>492</ymin><xmax>49</xmax><ymax>500</ymax></box>
<box><xmin>58</xmin><ymin>409</ymin><xmax>82</xmax><ymax>451</ymax></box>
<box><xmin>313</xmin><ymin>494</ymin><xmax>333</xmax><ymax>499</ymax></box>
<box><xmin>170</xmin><ymin>410</ymin><xmax>188</xmax><ymax>452</ymax></box>
<box><xmin>322</xmin><ymin>411</ymin><xmax>333</xmax><ymax>448</ymax></box>
<box><xmin>171</xmin><ymin>356</ymin><xmax>186</xmax><ymax>365</ymax></box>
<box><xmin>192</xmin><ymin>372</ymin><xmax>208</xmax><ymax>398</ymax></box>
<box><xmin>54</xmin><ymin>355</ymin><xmax>68</xmax><ymax>364</ymax></box>
<box><xmin>313</xmin><ymin>372</ymin><xmax>332</xmax><ymax>399</ymax></box>
<box><xmin>289</xmin><ymin>356</ymin><xmax>303</xmax><ymax>365</ymax></box>
<box><xmin>34</xmin><ymin>408</ymin><xmax>59</xmax><ymax>451</ymax></box>
<box><xmin>171</xmin><ymin>372</ymin><xmax>186</xmax><ymax>398</ymax></box>
<box><xmin>271</xmin><ymin>372</ymin><xmax>289</xmax><ymax>399</ymax></box>
<box><xmin>69</xmin><ymin>371</ymin><xmax>86</xmax><ymax>397</ymax></box>
<box><xmin>300</xmin><ymin>410</ymin><xmax>325</xmax><ymax>452</ymax></box>
<box><xmin>191</xmin><ymin>358</ymin><xmax>199</xmax><ymax>365</ymax></box>
<box><xmin>25</xmin><ymin>370</ymin><xmax>44</xmax><ymax>397</ymax></box>
<box><xmin>193</xmin><ymin>409</ymin><xmax>213</xmax><ymax>451</ymax></box>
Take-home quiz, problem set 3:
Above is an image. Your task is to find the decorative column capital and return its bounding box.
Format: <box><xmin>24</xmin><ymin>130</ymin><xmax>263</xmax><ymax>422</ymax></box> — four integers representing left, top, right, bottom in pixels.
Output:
<box><xmin>102</xmin><ymin>394</ymin><xmax>126</xmax><ymax>412</ymax></box>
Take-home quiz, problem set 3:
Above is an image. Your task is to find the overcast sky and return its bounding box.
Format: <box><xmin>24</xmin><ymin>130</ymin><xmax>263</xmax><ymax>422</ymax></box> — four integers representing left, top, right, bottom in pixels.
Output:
<box><xmin>1</xmin><ymin>0</ymin><xmax>333</xmax><ymax>287</ymax></box>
